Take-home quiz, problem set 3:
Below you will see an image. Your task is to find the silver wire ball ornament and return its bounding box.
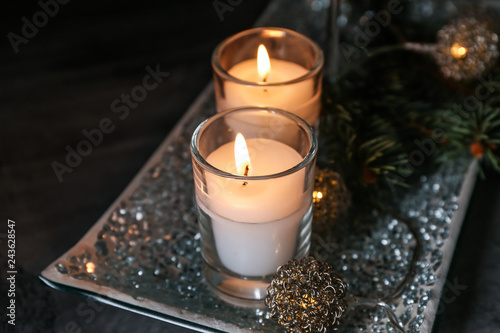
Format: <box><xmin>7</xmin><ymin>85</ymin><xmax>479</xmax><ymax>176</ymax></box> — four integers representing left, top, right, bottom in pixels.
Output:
<box><xmin>434</xmin><ymin>16</ymin><xmax>499</xmax><ymax>81</ymax></box>
<box><xmin>265</xmin><ymin>257</ymin><xmax>348</xmax><ymax>333</ymax></box>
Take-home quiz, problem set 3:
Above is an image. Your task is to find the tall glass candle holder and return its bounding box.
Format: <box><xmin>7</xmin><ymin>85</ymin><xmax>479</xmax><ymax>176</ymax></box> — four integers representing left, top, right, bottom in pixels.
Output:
<box><xmin>191</xmin><ymin>107</ymin><xmax>317</xmax><ymax>304</ymax></box>
<box><xmin>212</xmin><ymin>27</ymin><xmax>324</xmax><ymax>126</ymax></box>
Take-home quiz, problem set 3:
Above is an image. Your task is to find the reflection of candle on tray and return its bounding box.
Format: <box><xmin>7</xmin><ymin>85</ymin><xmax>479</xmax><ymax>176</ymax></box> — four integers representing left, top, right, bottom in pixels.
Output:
<box><xmin>202</xmin><ymin>133</ymin><xmax>306</xmax><ymax>276</ymax></box>
<box><xmin>212</xmin><ymin>27</ymin><xmax>324</xmax><ymax>125</ymax></box>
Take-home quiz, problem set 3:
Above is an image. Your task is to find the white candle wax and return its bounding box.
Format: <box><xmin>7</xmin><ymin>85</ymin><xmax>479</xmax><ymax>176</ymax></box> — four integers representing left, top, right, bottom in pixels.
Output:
<box><xmin>197</xmin><ymin>138</ymin><xmax>309</xmax><ymax>276</ymax></box>
<box><xmin>220</xmin><ymin>59</ymin><xmax>320</xmax><ymax>125</ymax></box>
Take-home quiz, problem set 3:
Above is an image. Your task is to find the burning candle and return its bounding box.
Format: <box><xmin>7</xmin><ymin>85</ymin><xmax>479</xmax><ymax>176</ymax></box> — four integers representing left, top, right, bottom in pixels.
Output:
<box><xmin>203</xmin><ymin>133</ymin><xmax>305</xmax><ymax>276</ymax></box>
<box><xmin>191</xmin><ymin>107</ymin><xmax>317</xmax><ymax>300</ymax></box>
<box><xmin>212</xmin><ymin>27</ymin><xmax>324</xmax><ymax>126</ymax></box>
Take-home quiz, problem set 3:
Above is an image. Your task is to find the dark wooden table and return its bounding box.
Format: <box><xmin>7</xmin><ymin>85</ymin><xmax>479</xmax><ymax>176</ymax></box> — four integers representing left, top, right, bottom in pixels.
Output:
<box><xmin>1</xmin><ymin>1</ymin><xmax>499</xmax><ymax>332</ymax></box>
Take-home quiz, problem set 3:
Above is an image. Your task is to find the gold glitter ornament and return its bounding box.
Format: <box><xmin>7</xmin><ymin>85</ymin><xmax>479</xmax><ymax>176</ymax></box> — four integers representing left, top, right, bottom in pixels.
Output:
<box><xmin>265</xmin><ymin>257</ymin><xmax>347</xmax><ymax>333</ymax></box>
<box><xmin>313</xmin><ymin>168</ymin><xmax>351</xmax><ymax>233</ymax></box>
<box><xmin>344</xmin><ymin>12</ymin><xmax>500</xmax><ymax>82</ymax></box>
<box><xmin>434</xmin><ymin>16</ymin><xmax>499</xmax><ymax>81</ymax></box>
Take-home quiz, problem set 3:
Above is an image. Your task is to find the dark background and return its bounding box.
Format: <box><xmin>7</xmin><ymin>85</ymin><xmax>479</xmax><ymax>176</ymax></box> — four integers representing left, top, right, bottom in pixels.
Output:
<box><xmin>1</xmin><ymin>1</ymin><xmax>499</xmax><ymax>332</ymax></box>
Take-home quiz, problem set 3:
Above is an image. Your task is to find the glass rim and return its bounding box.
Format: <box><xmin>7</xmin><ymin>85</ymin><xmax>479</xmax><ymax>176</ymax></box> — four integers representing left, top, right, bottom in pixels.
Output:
<box><xmin>191</xmin><ymin>107</ymin><xmax>317</xmax><ymax>181</ymax></box>
<box><xmin>211</xmin><ymin>27</ymin><xmax>324</xmax><ymax>87</ymax></box>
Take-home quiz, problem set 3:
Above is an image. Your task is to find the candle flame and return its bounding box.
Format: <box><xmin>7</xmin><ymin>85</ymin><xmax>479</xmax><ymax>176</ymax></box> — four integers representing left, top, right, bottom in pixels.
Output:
<box><xmin>450</xmin><ymin>42</ymin><xmax>467</xmax><ymax>59</ymax></box>
<box><xmin>257</xmin><ymin>44</ymin><xmax>271</xmax><ymax>82</ymax></box>
<box><xmin>234</xmin><ymin>133</ymin><xmax>251</xmax><ymax>176</ymax></box>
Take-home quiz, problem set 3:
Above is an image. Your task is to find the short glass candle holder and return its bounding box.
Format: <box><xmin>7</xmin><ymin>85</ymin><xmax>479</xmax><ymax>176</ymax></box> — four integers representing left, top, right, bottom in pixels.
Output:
<box><xmin>191</xmin><ymin>107</ymin><xmax>317</xmax><ymax>304</ymax></box>
<box><xmin>212</xmin><ymin>27</ymin><xmax>324</xmax><ymax>126</ymax></box>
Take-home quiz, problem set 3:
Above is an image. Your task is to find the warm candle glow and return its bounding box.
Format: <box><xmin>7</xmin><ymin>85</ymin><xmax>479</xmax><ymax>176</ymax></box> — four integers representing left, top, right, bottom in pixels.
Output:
<box><xmin>450</xmin><ymin>42</ymin><xmax>467</xmax><ymax>59</ymax></box>
<box><xmin>257</xmin><ymin>44</ymin><xmax>271</xmax><ymax>82</ymax></box>
<box><xmin>300</xmin><ymin>295</ymin><xmax>317</xmax><ymax>309</ymax></box>
<box><xmin>86</xmin><ymin>262</ymin><xmax>95</xmax><ymax>273</ymax></box>
<box><xmin>313</xmin><ymin>190</ymin><xmax>323</xmax><ymax>203</ymax></box>
<box><xmin>234</xmin><ymin>133</ymin><xmax>251</xmax><ymax>176</ymax></box>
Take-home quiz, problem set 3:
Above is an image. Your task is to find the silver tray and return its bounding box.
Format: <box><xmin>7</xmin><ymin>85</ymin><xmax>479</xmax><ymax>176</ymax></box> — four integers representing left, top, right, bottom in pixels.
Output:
<box><xmin>40</xmin><ymin>1</ymin><xmax>479</xmax><ymax>332</ymax></box>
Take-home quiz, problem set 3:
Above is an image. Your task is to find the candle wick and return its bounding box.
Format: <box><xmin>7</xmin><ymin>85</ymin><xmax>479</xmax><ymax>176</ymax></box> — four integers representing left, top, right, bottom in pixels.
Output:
<box><xmin>262</xmin><ymin>76</ymin><xmax>268</xmax><ymax>93</ymax></box>
<box><xmin>242</xmin><ymin>165</ymin><xmax>249</xmax><ymax>187</ymax></box>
